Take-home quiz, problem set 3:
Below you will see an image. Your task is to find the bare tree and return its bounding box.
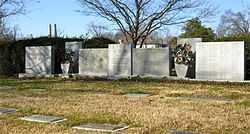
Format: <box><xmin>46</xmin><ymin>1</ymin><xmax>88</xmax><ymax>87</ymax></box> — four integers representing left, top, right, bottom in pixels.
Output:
<box><xmin>0</xmin><ymin>0</ymin><xmax>25</xmax><ymax>40</ymax></box>
<box><xmin>77</xmin><ymin>0</ymin><xmax>216</xmax><ymax>47</ymax></box>
<box><xmin>0</xmin><ymin>23</ymin><xmax>19</xmax><ymax>40</ymax></box>
<box><xmin>0</xmin><ymin>0</ymin><xmax>25</xmax><ymax>19</ymax></box>
<box><xmin>88</xmin><ymin>23</ymin><xmax>109</xmax><ymax>37</ymax></box>
<box><xmin>217</xmin><ymin>10</ymin><xmax>250</xmax><ymax>37</ymax></box>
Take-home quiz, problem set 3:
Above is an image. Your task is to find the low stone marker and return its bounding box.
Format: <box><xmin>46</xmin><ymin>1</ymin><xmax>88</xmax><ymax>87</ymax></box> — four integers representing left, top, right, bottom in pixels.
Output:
<box><xmin>166</xmin><ymin>96</ymin><xmax>235</xmax><ymax>104</ymax></box>
<box><xmin>28</xmin><ymin>88</ymin><xmax>47</xmax><ymax>92</ymax></box>
<box><xmin>0</xmin><ymin>108</ymin><xmax>17</xmax><ymax>115</ymax></box>
<box><xmin>73</xmin><ymin>123</ymin><xmax>129</xmax><ymax>132</ymax></box>
<box><xmin>167</xmin><ymin>131</ymin><xmax>200</xmax><ymax>134</ymax></box>
<box><xmin>20</xmin><ymin>115</ymin><xmax>66</xmax><ymax>123</ymax></box>
<box><xmin>124</xmin><ymin>93</ymin><xmax>151</xmax><ymax>97</ymax></box>
<box><xmin>0</xmin><ymin>86</ymin><xmax>13</xmax><ymax>90</ymax></box>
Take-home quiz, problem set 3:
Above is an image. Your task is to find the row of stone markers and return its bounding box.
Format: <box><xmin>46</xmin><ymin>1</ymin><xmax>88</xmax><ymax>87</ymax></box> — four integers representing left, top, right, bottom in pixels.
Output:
<box><xmin>0</xmin><ymin>107</ymin><xmax>129</xmax><ymax>132</ymax></box>
<box><xmin>0</xmin><ymin>107</ymin><xmax>201</xmax><ymax>133</ymax></box>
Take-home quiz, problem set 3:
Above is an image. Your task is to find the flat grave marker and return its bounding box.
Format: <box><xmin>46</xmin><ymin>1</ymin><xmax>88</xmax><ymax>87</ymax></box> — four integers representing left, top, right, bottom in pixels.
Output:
<box><xmin>124</xmin><ymin>93</ymin><xmax>151</xmax><ymax>97</ymax></box>
<box><xmin>20</xmin><ymin>115</ymin><xmax>66</xmax><ymax>123</ymax></box>
<box><xmin>0</xmin><ymin>86</ymin><xmax>13</xmax><ymax>90</ymax></box>
<box><xmin>165</xmin><ymin>96</ymin><xmax>235</xmax><ymax>104</ymax></box>
<box><xmin>73</xmin><ymin>123</ymin><xmax>129</xmax><ymax>132</ymax></box>
<box><xmin>28</xmin><ymin>88</ymin><xmax>47</xmax><ymax>92</ymax></box>
<box><xmin>0</xmin><ymin>108</ymin><xmax>17</xmax><ymax>115</ymax></box>
<box><xmin>167</xmin><ymin>131</ymin><xmax>200</xmax><ymax>134</ymax></box>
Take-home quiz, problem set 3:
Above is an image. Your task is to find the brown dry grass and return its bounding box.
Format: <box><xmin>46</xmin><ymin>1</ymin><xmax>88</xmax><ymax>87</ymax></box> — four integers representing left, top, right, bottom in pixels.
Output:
<box><xmin>0</xmin><ymin>79</ymin><xmax>250</xmax><ymax>134</ymax></box>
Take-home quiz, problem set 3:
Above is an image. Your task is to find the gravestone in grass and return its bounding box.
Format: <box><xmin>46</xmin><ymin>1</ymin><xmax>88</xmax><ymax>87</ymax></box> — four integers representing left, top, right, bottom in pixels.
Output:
<box><xmin>73</xmin><ymin>123</ymin><xmax>129</xmax><ymax>132</ymax></box>
<box><xmin>28</xmin><ymin>88</ymin><xmax>47</xmax><ymax>92</ymax></box>
<box><xmin>167</xmin><ymin>96</ymin><xmax>235</xmax><ymax>104</ymax></box>
<box><xmin>20</xmin><ymin>115</ymin><xmax>66</xmax><ymax>123</ymax></box>
<box><xmin>124</xmin><ymin>93</ymin><xmax>151</xmax><ymax>97</ymax></box>
<box><xmin>0</xmin><ymin>108</ymin><xmax>16</xmax><ymax>115</ymax></box>
<box><xmin>0</xmin><ymin>86</ymin><xmax>13</xmax><ymax>90</ymax></box>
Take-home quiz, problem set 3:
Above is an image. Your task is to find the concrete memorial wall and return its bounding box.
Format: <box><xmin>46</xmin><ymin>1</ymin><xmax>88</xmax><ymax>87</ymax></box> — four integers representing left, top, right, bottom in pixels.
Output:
<box><xmin>196</xmin><ymin>42</ymin><xmax>245</xmax><ymax>81</ymax></box>
<box><xmin>25</xmin><ymin>46</ymin><xmax>52</xmax><ymax>74</ymax></box>
<box><xmin>79</xmin><ymin>49</ymin><xmax>108</xmax><ymax>76</ymax></box>
<box><xmin>133</xmin><ymin>48</ymin><xmax>170</xmax><ymax>77</ymax></box>
<box><xmin>79</xmin><ymin>44</ymin><xmax>171</xmax><ymax>77</ymax></box>
<box><xmin>108</xmin><ymin>44</ymin><xmax>133</xmax><ymax>76</ymax></box>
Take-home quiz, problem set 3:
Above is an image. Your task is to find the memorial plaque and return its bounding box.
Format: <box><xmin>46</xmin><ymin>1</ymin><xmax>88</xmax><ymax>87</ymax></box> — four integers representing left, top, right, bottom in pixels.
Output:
<box><xmin>20</xmin><ymin>115</ymin><xmax>66</xmax><ymax>123</ymax></box>
<box><xmin>73</xmin><ymin>123</ymin><xmax>129</xmax><ymax>132</ymax></box>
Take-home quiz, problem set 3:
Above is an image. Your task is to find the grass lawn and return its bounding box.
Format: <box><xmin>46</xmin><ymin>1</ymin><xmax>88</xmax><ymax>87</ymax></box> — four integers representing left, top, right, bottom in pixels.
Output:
<box><xmin>0</xmin><ymin>78</ymin><xmax>250</xmax><ymax>134</ymax></box>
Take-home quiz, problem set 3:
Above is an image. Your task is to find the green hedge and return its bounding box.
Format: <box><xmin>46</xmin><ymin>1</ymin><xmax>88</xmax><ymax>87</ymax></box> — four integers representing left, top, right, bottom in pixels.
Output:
<box><xmin>83</xmin><ymin>37</ymin><xmax>116</xmax><ymax>48</ymax></box>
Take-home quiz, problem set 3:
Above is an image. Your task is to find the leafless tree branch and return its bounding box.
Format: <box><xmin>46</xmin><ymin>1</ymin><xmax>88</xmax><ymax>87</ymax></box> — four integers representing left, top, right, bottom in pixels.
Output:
<box><xmin>78</xmin><ymin>0</ymin><xmax>216</xmax><ymax>47</ymax></box>
<box><xmin>217</xmin><ymin>9</ymin><xmax>250</xmax><ymax>37</ymax></box>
